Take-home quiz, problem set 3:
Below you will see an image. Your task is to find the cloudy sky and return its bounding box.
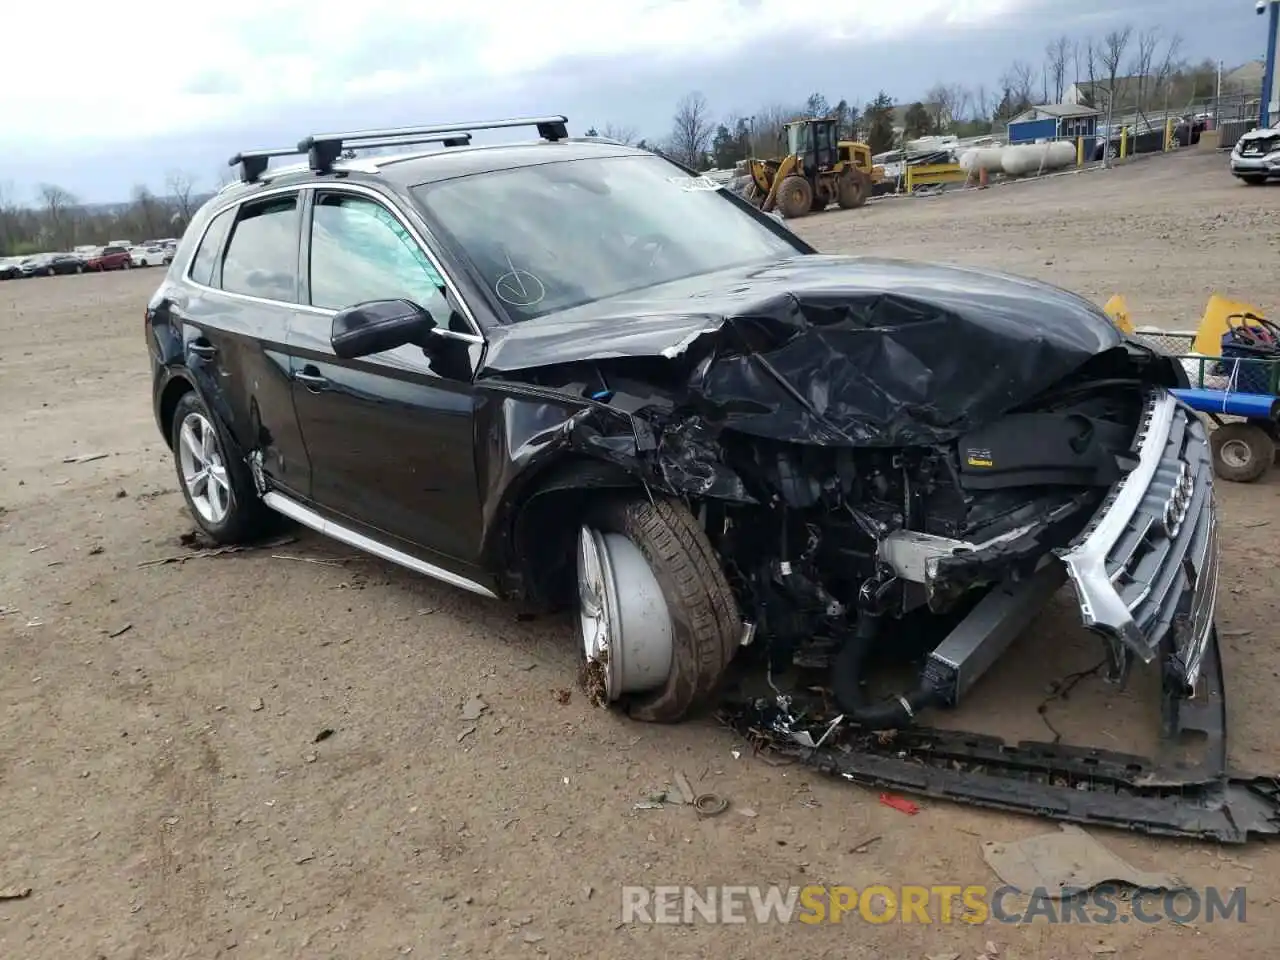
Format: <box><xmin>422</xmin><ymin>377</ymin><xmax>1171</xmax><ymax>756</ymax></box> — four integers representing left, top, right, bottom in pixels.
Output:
<box><xmin>0</xmin><ymin>0</ymin><xmax>1265</xmax><ymax>204</ymax></box>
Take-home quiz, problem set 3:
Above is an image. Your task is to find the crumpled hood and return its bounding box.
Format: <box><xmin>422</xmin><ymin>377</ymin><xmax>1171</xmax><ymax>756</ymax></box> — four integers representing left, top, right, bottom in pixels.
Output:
<box><xmin>480</xmin><ymin>255</ymin><xmax>1129</xmax><ymax>446</ymax></box>
<box><xmin>1236</xmin><ymin>125</ymin><xmax>1280</xmax><ymax>145</ymax></box>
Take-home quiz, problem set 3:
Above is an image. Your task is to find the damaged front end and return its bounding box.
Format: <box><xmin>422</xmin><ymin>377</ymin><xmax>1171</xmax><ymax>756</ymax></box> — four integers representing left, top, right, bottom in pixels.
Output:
<box><xmin>482</xmin><ymin>257</ymin><xmax>1261</xmax><ymax>838</ymax></box>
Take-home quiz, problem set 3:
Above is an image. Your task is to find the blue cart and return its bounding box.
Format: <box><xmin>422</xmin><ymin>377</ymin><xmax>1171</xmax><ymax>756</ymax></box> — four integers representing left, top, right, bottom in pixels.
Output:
<box><xmin>1172</xmin><ymin>354</ymin><xmax>1280</xmax><ymax>482</ymax></box>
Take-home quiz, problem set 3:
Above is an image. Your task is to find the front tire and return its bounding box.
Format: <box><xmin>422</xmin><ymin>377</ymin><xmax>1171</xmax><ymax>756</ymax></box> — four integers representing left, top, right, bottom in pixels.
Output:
<box><xmin>1210</xmin><ymin>422</ymin><xmax>1274</xmax><ymax>482</ymax></box>
<box><xmin>837</xmin><ymin>169</ymin><xmax>870</xmax><ymax>209</ymax></box>
<box><xmin>577</xmin><ymin>497</ymin><xmax>741</xmax><ymax>722</ymax></box>
<box><xmin>774</xmin><ymin>175</ymin><xmax>814</xmax><ymax>219</ymax></box>
<box><xmin>170</xmin><ymin>391</ymin><xmax>269</xmax><ymax>543</ymax></box>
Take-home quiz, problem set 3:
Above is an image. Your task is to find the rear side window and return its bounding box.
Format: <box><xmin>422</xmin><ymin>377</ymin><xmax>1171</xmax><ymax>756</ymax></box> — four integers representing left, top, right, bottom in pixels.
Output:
<box><xmin>189</xmin><ymin>208</ymin><xmax>235</xmax><ymax>287</ymax></box>
<box><xmin>221</xmin><ymin>196</ymin><xmax>299</xmax><ymax>302</ymax></box>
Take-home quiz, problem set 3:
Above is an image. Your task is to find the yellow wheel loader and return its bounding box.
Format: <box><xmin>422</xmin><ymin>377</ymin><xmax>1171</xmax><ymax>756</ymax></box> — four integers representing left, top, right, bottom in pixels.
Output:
<box><xmin>745</xmin><ymin>117</ymin><xmax>876</xmax><ymax>219</ymax></box>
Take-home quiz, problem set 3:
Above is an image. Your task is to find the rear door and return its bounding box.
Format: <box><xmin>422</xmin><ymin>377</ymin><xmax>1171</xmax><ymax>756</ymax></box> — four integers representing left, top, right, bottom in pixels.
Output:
<box><xmin>164</xmin><ymin>191</ymin><xmax>313</xmax><ymax>494</ymax></box>
<box><xmin>285</xmin><ymin>186</ymin><xmax>487</xmax><ymax>568</ymax></box>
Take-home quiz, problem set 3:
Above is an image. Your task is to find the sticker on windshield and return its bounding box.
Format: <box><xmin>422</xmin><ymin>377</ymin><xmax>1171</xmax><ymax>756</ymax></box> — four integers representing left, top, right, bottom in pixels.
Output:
<box><xmin>495</xmin><ymin>269</ymin><xmax>545</xmax><ymax>308</ymax></box>
<box><xmin>668</xmin><ymin>175</ymin><xmax>725</xmax><ymax>192</ymax></box>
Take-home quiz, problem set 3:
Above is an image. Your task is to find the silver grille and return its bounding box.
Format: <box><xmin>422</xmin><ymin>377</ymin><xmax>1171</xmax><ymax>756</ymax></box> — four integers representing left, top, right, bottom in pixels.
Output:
<box><xmin>1057</xmin><ymin>390</ymin><xmax>1219</xmax><ymax>691</ymax></box>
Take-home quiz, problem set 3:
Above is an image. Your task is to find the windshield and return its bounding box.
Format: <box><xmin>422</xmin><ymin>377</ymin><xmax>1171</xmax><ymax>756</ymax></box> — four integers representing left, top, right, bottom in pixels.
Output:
<box><xmin>412</xmin><ymin>155</ymin><xmax>799</xmax><ymax>322</ymax></box>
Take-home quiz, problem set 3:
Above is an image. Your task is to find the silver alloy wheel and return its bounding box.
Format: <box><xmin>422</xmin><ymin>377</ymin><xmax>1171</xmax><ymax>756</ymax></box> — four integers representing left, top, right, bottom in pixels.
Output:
<box><xmin>1219</xmin><ymin>438</ymin><xmax>1252</xmax><ymax>470</ymax></box>
<box><xmin>178</xmin><ymin>411</ymin><xmax>233</xmax><ymax>525</ymax></box>
<box><xmin>577</xmin><ymin>525</ymin><xmax>674</xmax><ymax>702</ymax></box>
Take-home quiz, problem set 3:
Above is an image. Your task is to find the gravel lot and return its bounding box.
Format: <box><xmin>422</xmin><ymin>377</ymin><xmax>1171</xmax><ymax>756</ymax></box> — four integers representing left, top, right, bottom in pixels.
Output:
<box><xmin>2</xmin><ymin>149</ymin><xmax>1279</xmax><ymax>959</ymax></box>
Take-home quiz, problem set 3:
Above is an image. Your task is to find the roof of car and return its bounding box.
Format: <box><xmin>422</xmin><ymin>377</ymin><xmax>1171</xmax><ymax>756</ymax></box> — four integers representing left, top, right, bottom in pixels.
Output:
<box><xmin>221</xmin><ymin>137</ymin><xmax>656</xmax><ymax>201</ymax></box>
<box><xmin>380</xmin><ymin>138</ymin><xmax>652</xmax><ymax>186</ymax></box>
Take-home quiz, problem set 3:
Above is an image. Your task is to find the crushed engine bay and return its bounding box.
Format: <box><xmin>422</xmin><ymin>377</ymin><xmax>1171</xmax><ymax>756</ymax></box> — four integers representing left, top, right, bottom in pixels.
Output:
<box><xmin>477</xmin><ymin>256</ymin><xmax>1268</xmax><ymax>837</ymax></box>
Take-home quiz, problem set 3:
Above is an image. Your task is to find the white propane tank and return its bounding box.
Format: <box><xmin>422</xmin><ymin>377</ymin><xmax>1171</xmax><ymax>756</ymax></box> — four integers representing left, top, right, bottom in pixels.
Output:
<box><xmin>1001</xmin><ymin>141</ymin><xmax>1078</xmax><ymax>176</ymax></box>
<box><xmin>958</xmin><ymin>147</ymin><xmax>1005</xmax><ymax>173</ymax></box>
<box><xmin>1046</xmin><ymin>140</ymin><xmax>1077</xmax><ymax>168</ymax></box>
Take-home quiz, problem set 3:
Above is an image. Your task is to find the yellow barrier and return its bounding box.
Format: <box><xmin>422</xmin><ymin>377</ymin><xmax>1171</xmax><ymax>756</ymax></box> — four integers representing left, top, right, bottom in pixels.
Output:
<box><xmin>1120</xmin><ymin>127</ymin><xmax>1128</xmax><ymax>159</ymax></box>
<box><xmin>1102</xmin><ymin>293</ymin><xmax>1268</xmax><ymax>352</ymax></box>
<box><xmin>1076</xmin><ymin>137</ymin><xmax>1085</xmax><ymax>167</ymax></box>
<box><xmin>905</xmin><ymin>163</ymin><xmax>967</xmax><ymax>193</ymax></box>
<box><xmin>1103</xmin><ymin>295</ymin><xmax>1135</xmax><ymax>334</ymax></box>
<box><xmin>1194</xmin><ymin>294</ymin><xmax>1268</xmax><ymax>355</ymax></box>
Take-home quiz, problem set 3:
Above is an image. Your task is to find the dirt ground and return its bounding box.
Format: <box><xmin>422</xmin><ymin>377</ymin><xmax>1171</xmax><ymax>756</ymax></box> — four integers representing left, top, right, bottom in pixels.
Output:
<box><xmin>2</xmin><ymin>149</ymin><xmax>1279</xmax><ymax>959</ymax></box>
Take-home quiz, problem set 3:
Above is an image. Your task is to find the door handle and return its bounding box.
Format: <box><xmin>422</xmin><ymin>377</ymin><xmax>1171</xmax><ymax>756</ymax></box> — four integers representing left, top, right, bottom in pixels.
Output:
<box><xmin>189</xmin><ymin>342</ymin><xmax>217</xmax><ymax>359</ymax></box>
<box><xmin>294</xmin><ymin>368</ymin><xmax>328</xmax><ymax>389</ymax></box>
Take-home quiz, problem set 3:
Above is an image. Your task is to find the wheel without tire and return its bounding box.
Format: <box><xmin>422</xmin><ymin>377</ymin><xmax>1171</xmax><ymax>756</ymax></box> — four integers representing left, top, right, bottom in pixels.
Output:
<box><xmin>170</xmin><ymin>391</ymin><xmax>270</xmax><ymax>543</ymax></box>
<box><xmin>577</xmin><ymin>497</ymin><xmax>741</xmax><ymax>722</ymax></box>
<box><xmin>774</xmin><ymin>175</ymin><xmax>814</xmax><ymax>219</ymax></box>
<box><xmin>1210</xmin><ymin>422</ymin><xmax>1275</xmax><ymax>482</ymax></box>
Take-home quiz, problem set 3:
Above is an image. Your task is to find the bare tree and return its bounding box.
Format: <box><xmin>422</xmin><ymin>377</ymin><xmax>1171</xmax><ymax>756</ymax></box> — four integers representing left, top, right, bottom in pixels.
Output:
<box><xmin>750</xmin><ymin>103</ymin><xmax>803</xmax><ymax>156</ymax></box>
<box><xmin>165</xmin><ymin>170</ymin><xmax>196</xmax><ymax>224</ymax></box>
<box><xmin>1046</xmin><ymin>35</ymin><xmax>1071</xmax><ymax>102</ymax></box>
<box><xmin>668</xmin><ymin>92</ymin><xmax>714</xmax><ymax>169</ymax></box>
<box><xmin>131</xmin><ymin>185</ymin><xmax>161</xmax><ymax>239</ymax></box>
<box><xmin>924</xmin><ymin>83</ymin><xmax>968</xmax><ymax>132</ymax></box>
<box><xmin>38</xmin><ymin>183</ymin><xmax>76</xmax><ymax>249</ymax></box>
<box><xmin>1002</xmin><ymin>60</ymin><xmax>1035</xmax><ymax>109</ymax></box>
<box><xmin>1130</xmin><ymin>27</ymin><xmax>1160</xmax><ymax>112</ymax></box>
<box><xmin>1071</xmin><ymin>39</ymin><xmax>1082</xmax><ymax>93</ymax></box>
<box><xmin>1154</xmin><ymin>33</ymin><xmax>1185</xmax><ymax>115</ymax></box>
<box><xmin>972</xmin><ymin>85</ymin><xmax>993</xmax><ymax>124</ymax></box>
<box><xmin>600</xmin><ymin>123</ymin><xmax>639</xmax><ymax>146</ymax></box>
<box><xmin>1085</xmin><ymin>39</ymin><xmax>1098</xmax><ymax>103</ymax></box>
<box><xmin>1098</xmin><ymin>27</ymin><xmax>1134</xmax><ymax>167</ymax></box>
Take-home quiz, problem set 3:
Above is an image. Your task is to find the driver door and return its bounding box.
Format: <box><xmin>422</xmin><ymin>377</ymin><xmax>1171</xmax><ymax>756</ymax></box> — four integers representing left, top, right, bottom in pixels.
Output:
<box><xmin>285</xmin><ymin>188</ymin><xmax>486</xmax><ymax>568</ymax></box>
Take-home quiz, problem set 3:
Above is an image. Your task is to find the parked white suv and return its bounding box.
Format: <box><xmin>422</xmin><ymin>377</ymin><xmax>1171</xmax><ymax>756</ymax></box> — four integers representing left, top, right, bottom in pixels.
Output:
<box><xmin>131</xmin><ymin>244</ymin><xmax>170</xmax><ymax>267</ymax></box>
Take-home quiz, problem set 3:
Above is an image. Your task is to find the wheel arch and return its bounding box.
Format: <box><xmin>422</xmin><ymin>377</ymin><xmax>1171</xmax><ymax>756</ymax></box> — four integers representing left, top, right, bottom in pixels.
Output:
<box><xmin>157</xmin><ymin>371</ymin><xmax>198</xmax><ymax>450</ymax></box>
<box><xmin>489</xmin><ymin>454</ymin><xmax>647</xmax><ymax>609</ymax></box>
<box><xmin>156</xmin><ymin>369</ymin><xmax>244</xmax><ymax>463</ymax></box>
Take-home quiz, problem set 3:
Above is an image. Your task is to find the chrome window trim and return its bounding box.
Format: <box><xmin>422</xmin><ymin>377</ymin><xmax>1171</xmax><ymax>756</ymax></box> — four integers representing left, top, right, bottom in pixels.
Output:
<box><xmin>181</xmin><ymin>181</ymin><xmax>484</xmax><ymax>342</ymax></box>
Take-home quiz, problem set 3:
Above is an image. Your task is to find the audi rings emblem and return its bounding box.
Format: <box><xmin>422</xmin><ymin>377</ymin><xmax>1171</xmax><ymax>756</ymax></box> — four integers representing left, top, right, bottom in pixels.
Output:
<box><xmin>1162</xmin><ymin>462</ymin><xmax>1194</xmax><ymax>538</ymax></box>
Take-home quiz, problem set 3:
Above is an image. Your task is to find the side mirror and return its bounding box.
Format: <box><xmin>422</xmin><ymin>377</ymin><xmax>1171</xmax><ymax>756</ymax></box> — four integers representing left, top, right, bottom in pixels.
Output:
<box><xmin>330</xmin><ymin>299</ymin><xmax>436</xmax><ymax>359</ymax></box>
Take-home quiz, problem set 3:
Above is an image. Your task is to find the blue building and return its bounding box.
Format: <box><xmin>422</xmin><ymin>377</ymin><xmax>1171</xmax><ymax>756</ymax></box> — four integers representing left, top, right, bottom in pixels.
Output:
<box><xmin>1006</xmin><ymin>103</ymin><xmax>1101</xmax><ymax>145</ymax></box>
<box><xmin>1262</xmin><ymin>0</ymin><xmax>1280</xmax><ymax>125</ymax></box>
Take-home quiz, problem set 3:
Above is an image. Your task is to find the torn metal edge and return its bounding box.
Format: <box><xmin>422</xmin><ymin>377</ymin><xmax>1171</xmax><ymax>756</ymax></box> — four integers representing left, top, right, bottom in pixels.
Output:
<box><xmin>720</xmin><ymin>628</ymin><xmax>1280</xmax><ymax>843</ymax></box>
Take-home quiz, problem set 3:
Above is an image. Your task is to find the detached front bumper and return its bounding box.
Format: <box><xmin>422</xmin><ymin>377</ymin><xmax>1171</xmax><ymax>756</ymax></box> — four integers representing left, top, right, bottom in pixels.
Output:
<box><xmin>1057</xmin><ymin>389</ymin><xmax>1218</xmax><ymax>692</ymax></box>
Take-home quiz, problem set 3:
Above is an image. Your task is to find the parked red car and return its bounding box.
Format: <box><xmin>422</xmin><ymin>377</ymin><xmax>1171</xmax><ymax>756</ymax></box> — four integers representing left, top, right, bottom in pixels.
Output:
<box><xmin>85</xmin><ymin>245</ymin><xmax>133</xmax><ymax>271</ymax></box>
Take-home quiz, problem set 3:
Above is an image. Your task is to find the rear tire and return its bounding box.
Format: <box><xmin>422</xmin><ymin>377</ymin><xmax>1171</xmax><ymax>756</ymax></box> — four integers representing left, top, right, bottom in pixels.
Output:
<box><xmin>1210</xmin><ymin>422</ymin><xmax>1274</xmax><ymax>482</ymax></box>
<box><xmin>577</xmin><ymin>497</ymin><xmax>741</xmax><ymax>722</ymax></box>
<box><xmin>170</xmin><ymin>391</ymin><xmax>271</xmax><ymax>543</ymax></box>
<box><xmin>775</xmin><ymin>176</ymin><xmax>813</xmax><ymax>219</ymax></box>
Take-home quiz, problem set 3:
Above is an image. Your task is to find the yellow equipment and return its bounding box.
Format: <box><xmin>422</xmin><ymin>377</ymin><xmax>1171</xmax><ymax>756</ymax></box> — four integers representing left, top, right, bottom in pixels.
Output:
<box><xmin>744</xmin><ymin>117</ymin><xmax>875</xmax><ymax>219</ymax></box>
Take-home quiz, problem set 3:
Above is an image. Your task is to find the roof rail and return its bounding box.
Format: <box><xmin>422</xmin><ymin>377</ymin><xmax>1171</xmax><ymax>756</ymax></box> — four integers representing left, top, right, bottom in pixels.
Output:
<box><xmin>228</xmin><ymin>146</ymin><xmax>304</xmax><ymax>183</ymax></box>
<box><xmin>340</xmin><ymin>131</ymin><xmax>473</xmax><ymax>151</ymax></box>
<box><xmin>227</xmin><ymin>132</ymin><xmax>474</xmax><ymax>184</ymax></box>
<box><xmin>297</xmin><ymin>115</ymin><xmax>569</xmax><ymax>173</ymax></box>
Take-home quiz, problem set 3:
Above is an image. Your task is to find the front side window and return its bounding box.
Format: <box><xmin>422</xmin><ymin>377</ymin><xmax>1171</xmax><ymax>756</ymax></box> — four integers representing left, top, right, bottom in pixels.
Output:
<box><xmin>412</xmin><ymin>154</ymin><xmax>799</xmax><ymax>322</ymax></box>
<box><xmin>309</xmin><ymin>193</ymin><xmax>445</xmax><ymax>311</ymax></box>
<box><xmin>221</xmin><ymin>196</ymin><xmax>299</xmax><ymax>302</ymax></box>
